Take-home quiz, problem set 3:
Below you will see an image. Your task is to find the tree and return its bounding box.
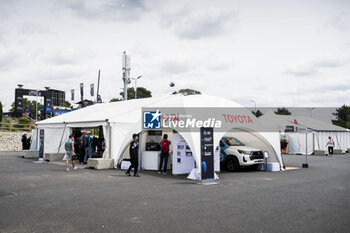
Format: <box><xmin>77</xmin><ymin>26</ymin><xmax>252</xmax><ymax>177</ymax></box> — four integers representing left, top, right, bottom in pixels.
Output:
<box><xmin>110</xmin><ymin>98</ymin><xmax>122</xmax><ymax>102</ymax></box>
<box><xmin>119</xmin><ymin>87</ymin><xmax>152</xmax><ymax>100</ymax></box>
<box><xmin>64</xmin><ymin>101</ymin><xmax>72</xmax><ymax>108</ymax></box>
<box><xmin>9</xmin><ymin>98</ymin><xmax>43</xmax><ymax>117</ymax></box>
<box><xmin>172</xmin><ymin>88</ymin><xmax>201</xmax><ymax>96</ymax></box>
<box><xmin>252</xmin><ymin>109</ymin><xmax>263</xmax><ymax>118</ymax></box>
<box><xmin>332</xmin><ymin>105</ymin><xmax>350</xmax><ymax>129</ymax></box>
<box><xmin>0</xmin><ymin>101</ymin><xmax>3</xmax><ymax>122</ymax></box>
<box><xmin>275</xmin><ymin>107</ymin><xmax>291</xmax><ymax>115</ymax></box>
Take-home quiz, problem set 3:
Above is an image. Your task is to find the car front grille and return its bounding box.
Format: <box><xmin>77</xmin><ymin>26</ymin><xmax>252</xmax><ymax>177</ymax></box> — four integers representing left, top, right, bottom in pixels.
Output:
<box><xmin>250</xmin><ymin>151</ymin><xmax>264</xmax><ymax>160</ymax></box>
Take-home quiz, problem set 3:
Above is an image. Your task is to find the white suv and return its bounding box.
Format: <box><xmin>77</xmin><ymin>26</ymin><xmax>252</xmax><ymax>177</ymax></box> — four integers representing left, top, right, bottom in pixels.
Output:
<box><xmin>220</xmin><ymin>136</ymin><xmax>264</xmax><ymax>172</ymax></box>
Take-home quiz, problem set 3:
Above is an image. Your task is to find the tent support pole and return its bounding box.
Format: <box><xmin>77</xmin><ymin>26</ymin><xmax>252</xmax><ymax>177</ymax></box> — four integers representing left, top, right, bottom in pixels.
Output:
<box><xmin>108</xmin><ymin>121</ymin><xmax>112</xmax><ymax>160</ymax></box>
<box><xmin>303</xmin><ymin>129</ymin><xmax>309</xmax><ymax>168</ymax></box>
<box><xmin>57</xmin><ymin>123</ymin><xmax>67</xmax><ymax>154</ymax></box>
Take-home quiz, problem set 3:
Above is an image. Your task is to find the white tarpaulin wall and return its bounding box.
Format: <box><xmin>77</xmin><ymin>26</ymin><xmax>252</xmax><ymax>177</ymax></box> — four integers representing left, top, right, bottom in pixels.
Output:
<box><xmin>314</xmin><ymin>131</ymin><xmax>350</xmax><ymax>152</ymax></box>
<box><xmin>38</xmin><ymin>125</ymin><xmax>71</xmax><ymax>154</ymax></box>
<box><xmin>260</xmin><ymin>111</ymin><xmax>350</xmax><ymax>154</ymax></box>
<box><xmin>287</xmin><ymin>132</ymin><xmax>314</xmax><ymax>155</ymax></box>
<box><xmin>29</xmin><ymin>129</ymin><xmax>38</xmax><ymax>151</ymax></box>
<box><xmin>36</xmin><ymin>95</ymin><xmax>284</xmax><ymax>176</ymax></box>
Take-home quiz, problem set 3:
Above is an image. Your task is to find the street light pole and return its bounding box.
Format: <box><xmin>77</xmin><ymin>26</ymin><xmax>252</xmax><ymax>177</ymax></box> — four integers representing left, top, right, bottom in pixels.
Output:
<box><xmin>35</xmin><ymin>89</ymin><xmax>40</xmax><ymax>122</ymax></box>
<box><xmin>131</xmin><ymin>76</ymin><xmax>142</xmax><ymax>99</ymax></box>
<box><xmin>250</xmin><ymin>100</ymin><xmax>256</xmax><ymax>114</ymax></box>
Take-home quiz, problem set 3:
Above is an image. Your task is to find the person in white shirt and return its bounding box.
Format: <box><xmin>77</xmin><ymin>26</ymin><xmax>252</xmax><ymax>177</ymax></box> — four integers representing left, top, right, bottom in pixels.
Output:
<box><xmin>325</xmin><ymin>136</ymin><xmax>335</xmax><ymax>155</ymax></box>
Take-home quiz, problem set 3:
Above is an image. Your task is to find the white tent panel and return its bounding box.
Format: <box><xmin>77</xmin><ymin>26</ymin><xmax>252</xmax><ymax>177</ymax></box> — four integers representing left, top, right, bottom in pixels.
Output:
<box><xmin>287</xmin><ymin>132</ymin><xmax>314</xmax><ymax>155</ymax></box>
<box><xmin>43</xmin><ymin>127</ymin><xmax>71</xmax><ymax>154</ymax></box>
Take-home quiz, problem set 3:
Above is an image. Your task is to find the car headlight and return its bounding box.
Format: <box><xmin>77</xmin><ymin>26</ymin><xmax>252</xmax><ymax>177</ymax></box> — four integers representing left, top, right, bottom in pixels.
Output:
<box><xmin>238</xmin><ymin>150</ymin><xmax>251</xmax><ymax>155</ymax></box>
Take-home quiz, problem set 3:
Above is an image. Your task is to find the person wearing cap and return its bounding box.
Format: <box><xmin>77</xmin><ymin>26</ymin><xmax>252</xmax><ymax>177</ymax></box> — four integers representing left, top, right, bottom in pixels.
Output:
<box><xmin>83</xmin><ymin>131</ymin><xmax>92</xmax><ymax>164</ymax></box>
<box><xmin>126</xmin><ymin>133</ymin><xmax>140</xmax><ymax>177</ymax></box>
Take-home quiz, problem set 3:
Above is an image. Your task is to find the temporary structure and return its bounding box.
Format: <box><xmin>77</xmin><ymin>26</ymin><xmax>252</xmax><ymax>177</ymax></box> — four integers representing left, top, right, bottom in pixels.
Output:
<box><xmin>259</xmin><ymin>111</ymin><xmax>350</xmax><ymax>154</ymax></box>
<box><xmin>36</xmin><ymin>95</ymin><xmax>284</xmax><ymax>175</ymax></box>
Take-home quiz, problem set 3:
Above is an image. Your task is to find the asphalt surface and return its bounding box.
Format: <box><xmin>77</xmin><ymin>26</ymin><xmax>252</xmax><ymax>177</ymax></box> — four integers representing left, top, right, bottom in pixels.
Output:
<box><xmin>0</xmin><ymin>153</ymin><xmax>349</xmax><ymax>233</ymax></box>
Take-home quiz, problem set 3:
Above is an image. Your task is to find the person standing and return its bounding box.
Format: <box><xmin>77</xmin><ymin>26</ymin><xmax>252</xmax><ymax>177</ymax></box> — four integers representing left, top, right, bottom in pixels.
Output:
<box><xmin>21</xmin><ymin>133</ymin><xmax>28</xmax><ymax>150</ymax></box>
<box><xmin>99</xmin><ymin>137</ymin><xmax>105</xmax><ymax>157</ymax></box>
<box><xmin>84</xmin><ymin>131</ymin><xmax>92</xmax><ymax>164</ymax></box>
<box><xmin>63</xmin><ymin>135</ymin><xmax>77</xmax><ymax>171</ymax></box>
<box><xmin>77</xmin><ymin>132</ymin><xmax>85</xmax><ymax>164</ymax></box>
<box><xmin>26</xmin><ymin>136</ymin><xmax>31</xmax><ymax>150</ymax></box>
<box><xmin>326</xmin><ymin>136</ymin><xmax>335</xmax><ymax>155</ymax></box>
<box><xmin>158</xmin><ymin>134</ymin><xmax>171</xmax><ymax>175</ymax></box>
<box><xmin>126</xmin><ymin>134</ymin><xmax>139</xmax><ymax>177</ymax></box>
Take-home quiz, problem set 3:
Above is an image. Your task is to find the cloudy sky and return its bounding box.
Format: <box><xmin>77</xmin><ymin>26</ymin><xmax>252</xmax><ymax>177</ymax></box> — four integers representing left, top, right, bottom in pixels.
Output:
<box><xmin>0</xmin><ymin>0</ymin><xmax>349</xmax><ymax>111</ymax></box>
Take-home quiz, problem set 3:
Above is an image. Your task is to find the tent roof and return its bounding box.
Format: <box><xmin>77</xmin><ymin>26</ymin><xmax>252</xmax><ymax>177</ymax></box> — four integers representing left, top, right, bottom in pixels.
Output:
<box><xmin>36</xmin><ymin>94</ymin><xmax>243</xmax><ymax>125</ymax></box>
<box><xmin>259</xmin><ymin>111</ymin><xmax>348</xmax><ymax>132</ymax></box>
<box><xmin>280</xmin><ymin>115</ymin><xmax>349</xmax><ymax>132</ymax></box>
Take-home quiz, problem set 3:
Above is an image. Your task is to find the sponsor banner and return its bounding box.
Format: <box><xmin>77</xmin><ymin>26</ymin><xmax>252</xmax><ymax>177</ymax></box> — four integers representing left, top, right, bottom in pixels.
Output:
<box><xmin>201</xmin><ymin>127</ymin><xmax>214</xmax><ymax>180</ymax></box>
<box><xmin>39</xmin><ymin>129</ymin><xmax>44</xmax><ymax>158</ymax></box>
<box><xmin>142</xmin><ymin>107</ymin><xmax>264</xmax><ymax>133</ymax></box>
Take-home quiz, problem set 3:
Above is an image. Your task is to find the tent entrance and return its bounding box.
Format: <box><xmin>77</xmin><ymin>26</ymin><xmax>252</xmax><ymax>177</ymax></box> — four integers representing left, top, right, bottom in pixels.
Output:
<box><xmin>71</xmin><ymin>126</ymin><xmax>105</xmax><ymax>163</ymax></box>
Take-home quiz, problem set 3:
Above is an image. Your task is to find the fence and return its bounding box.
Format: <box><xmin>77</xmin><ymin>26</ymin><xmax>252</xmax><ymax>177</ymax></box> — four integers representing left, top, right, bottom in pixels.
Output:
<box><xmin>0</xmin><ymin>122</ymin><xmax>35</xmax><ymax>132</ymax></box>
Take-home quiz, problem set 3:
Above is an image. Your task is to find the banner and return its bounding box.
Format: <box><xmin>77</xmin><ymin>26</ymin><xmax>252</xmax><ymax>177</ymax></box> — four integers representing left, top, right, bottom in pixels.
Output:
<box><xmin>90</xmin><ymin>84</ymin><xmax>94</xmax><ymax>96</ymax></box>
<box><xmin>80</xmin><ymin>83</ymin><xmax>84</xmax><ymax>99</ymax></box>
<box><xmin>201</xmin><ymin>127</ymin><xmax>214</xmax><ymax>180</ymax></box>
<box><xmin>71</xmin><ymin>89</ymin><xmax>74</xmax><ymax>101</ymax></box>
<box><xmin>39</xmin><ymin>129</ymin><xmax>44</xmax><ymax>158</ymax></box>
<box><xmin>172</xmin><ymin>133</ymin><xmax>195</xmax><ymax>175</ymax></box>
<box><xmin>45</xmin><ymin>98</ymin><xmax>52</xmax><ymax>114</ymax></box>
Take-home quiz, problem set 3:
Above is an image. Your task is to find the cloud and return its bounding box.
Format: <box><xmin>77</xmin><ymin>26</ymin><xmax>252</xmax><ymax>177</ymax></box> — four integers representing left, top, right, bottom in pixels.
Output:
<box><xmin>285</xmin><ymin>56</ymin><xmax>348</xmax><ymax>77</ymax></box>
<box><xmin>61</xmin><ymin>0</ymin><xmax>151</xmax><ymax>22</ymax></box>
<box><xmin>328</xmin><ymin>12</ymin><xmax>350</xmax><ymax>31</ymax></box>
<box><xmin>206</xmin><ymin>60</ymin><xmax>232</xmax><ymax>71</ymax></box>
<box><xmin>16</xmin><ymin>21</ymin><xmax>52</xmax><ymax>35</ymax></box>
<box><xmin>33</xmin><ymin>65</ymin><xmax>86</xmax><ymax>82</ymax></box>
<box><xmin>0</xmin><ymin>50</ymin><xmax>18</xmax><ymax>72</ymax></box>
<box><xmin>44</xmin><ymin>49</ymin><xmax>95</xmax><ymax>66</ymax></box>
<box><xmin>161</xmin><ymin>60</ymin><xmax>191</xmax><ymax>74</ymax></box>
<box><xmin>160</xmin><ymin>6</ymin><xmax>237</xmax><ymax>40</ymax></box>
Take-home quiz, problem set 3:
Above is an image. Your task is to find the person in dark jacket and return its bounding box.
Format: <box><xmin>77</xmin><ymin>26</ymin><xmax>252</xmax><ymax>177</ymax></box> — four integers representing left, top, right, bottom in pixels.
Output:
<box><xmin>126</xmin><ymin>133</ymin><xmax>139</xmax><ymax>177</ymax></box>
<box><xmin>77</xmin><ymin>132</ymin><xmax>86</xmax><ymax>164</ymax></box>
<box><xmin>21</xmin><ymin>133</ymin><xmax>28</xmax><ymax>150</ymax></box>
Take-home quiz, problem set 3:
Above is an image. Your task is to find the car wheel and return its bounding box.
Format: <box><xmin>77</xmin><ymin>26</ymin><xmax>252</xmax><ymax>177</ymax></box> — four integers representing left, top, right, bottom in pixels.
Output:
<box><xmin>225</xmin><ymin>156</ymin><xmax>239</xmax><ymax>172</ymax></box>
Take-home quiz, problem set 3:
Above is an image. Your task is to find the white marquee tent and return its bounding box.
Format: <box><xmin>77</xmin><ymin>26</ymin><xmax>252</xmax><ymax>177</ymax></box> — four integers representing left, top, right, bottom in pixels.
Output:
<box><xmin>36</xmin><ymin>95</ymin><xmax>284</xmax><ymax>175</ymax></box>
<box><xmin>259</xmin><ymin>111</ymin><xmax>350</xmax><ymax>154</ymax></box>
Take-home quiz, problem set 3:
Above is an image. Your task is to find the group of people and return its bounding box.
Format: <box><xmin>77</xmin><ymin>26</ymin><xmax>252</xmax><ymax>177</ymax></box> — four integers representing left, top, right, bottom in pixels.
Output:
<box><xmin>21</xmin><ymin>133</ymin><xmax>31</xmax><ymax>150</ymax></box>
<box><xmin>125</xmin><ymin>133</ymin><xmax>171</xmax><ymax>177</ymax></box>
<box><xmin>63</xmin><ymin>131</ymin><xmax>105</xmax><ymax>171</ymax></box>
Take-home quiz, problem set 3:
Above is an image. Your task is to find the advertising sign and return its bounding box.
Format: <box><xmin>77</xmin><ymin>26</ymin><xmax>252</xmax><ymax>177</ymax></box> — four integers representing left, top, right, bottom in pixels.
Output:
<box><xmin>201</xmin><ymin>127</ymin><xmax>214</xmax><ymax>180</ymax></box>
<box><xmin>45</xmin><ymin>98</ymin><xmax>52</xmax><ymax>114</ymax></box>
<box><xmin>172</xmin><ymin>133</ymin><xmax>195</xmax><ymax>175</ymax></box>
<box><xmin>39</xmin><ymin>129</ymin><xmax>44</xmax><ymax>158</ymax></box>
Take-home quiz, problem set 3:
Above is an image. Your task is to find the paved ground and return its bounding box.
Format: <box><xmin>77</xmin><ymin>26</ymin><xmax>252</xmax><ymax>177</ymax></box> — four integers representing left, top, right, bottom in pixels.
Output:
<box><xmin>0</xmin><ymin>153</ymin><xmax>349</xmax><ymax>233</ymax></box>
